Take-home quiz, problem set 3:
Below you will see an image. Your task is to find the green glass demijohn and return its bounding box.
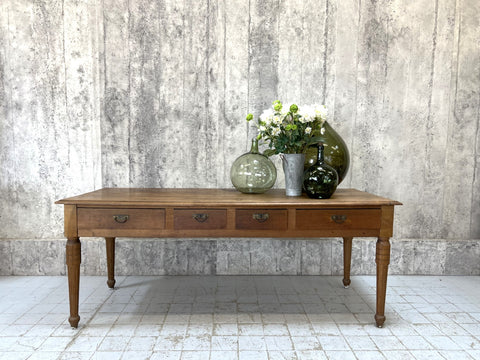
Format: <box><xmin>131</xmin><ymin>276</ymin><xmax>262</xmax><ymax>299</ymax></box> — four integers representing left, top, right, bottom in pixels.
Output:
<box><xmin>303</xmin><ymin>143</ymin><xmax>338</xmax><ymax>199</ymax></box>
<box><xmin>304</xmin><ymin>121</ymin><xmax>350</xmax><ymax>184</ymax></box>
<box><xmin>230</xmin><ymin>138</ymin><xmax>277</xmax><ymax>194</ymax></box>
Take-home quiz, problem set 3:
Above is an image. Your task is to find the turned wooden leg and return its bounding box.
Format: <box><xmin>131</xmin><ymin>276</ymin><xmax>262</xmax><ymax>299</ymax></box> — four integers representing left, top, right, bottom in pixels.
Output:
<box><xmin>105</xmin><ymin>237</ymin><xmax>116</xmax><ymax>289</ymax></box>
<box><xmin>375</xmin><ymin>237</ymin><xmax>391</xmax><ymax>328</ymax></box>
<box><xmin>342</xmin><ymin>237</ymin><xmax>353</xmax><ymax>288</ymax></box>
<box><xmin>66</xmin><ymin>237</ymin><xmax>81</xmax><ymax>328</ymax></box>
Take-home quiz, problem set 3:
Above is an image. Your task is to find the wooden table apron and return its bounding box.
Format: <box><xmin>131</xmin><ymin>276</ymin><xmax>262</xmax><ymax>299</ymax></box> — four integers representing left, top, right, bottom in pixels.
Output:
<box><xmin>56</xmin><ymin>188</ymin><xmax>401</xmax><ymax>328</ymax></box>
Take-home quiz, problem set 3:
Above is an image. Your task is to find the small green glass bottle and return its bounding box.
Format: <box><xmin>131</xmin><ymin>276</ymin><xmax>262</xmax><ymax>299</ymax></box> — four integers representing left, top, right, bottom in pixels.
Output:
<box><xmin>230</xmin><ymin>138</ymin><xmax>277</xmax><ymax>194</ymax></box>
<box><xmin>303</xmin><ymin>143</ymin><xmax>338</xmax><ymax>199</ymax></box>
<box><xmin>304</xmin><ymin>121</ymin><xmax>350</xmax><ymax>184</ymax></box>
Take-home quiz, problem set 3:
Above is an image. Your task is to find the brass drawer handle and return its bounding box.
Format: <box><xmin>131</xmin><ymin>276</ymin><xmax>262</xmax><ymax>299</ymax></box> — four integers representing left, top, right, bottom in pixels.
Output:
<box><xmin>331</xmin><ymin>215</ymin><xmax>347</xmax><ymax>224</ymax></box>
<box><xmin>253</xmin><ymin>213</ymin><xmax>269</xmax><ymax>223</ymax></box>
<box><xmin>113</xmin><ymin>215</ymin><xmax>129</xmax><ymax>223</ymax></box>
<box><xmin>193</xmin><ymin>213</ymin><xmax>209</xmax><ymax>223</ymax></box>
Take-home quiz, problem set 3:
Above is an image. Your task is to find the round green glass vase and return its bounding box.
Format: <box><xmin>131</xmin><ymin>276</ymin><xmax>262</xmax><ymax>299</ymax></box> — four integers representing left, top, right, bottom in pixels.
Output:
<box><xmin>230</xmin><ymin>138</ymin><xmax>277</xmax><ymax>194</ymax></box>
<box><xmin>303</xmin><ymin>144</ymin><xmax>338</xmax><ymax>199</ymax></box>
<box><xmin>304</xmin><ymin>121</ymin><xmax>350</xmax><ymax>184</ymax></box>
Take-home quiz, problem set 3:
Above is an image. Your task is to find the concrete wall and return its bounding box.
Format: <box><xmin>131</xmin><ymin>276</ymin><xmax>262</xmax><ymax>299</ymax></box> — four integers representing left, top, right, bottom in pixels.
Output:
<box><xmin>0</xmin><ymin>0</ymin><xmax>479</xmax><ymax>275</ymax></box>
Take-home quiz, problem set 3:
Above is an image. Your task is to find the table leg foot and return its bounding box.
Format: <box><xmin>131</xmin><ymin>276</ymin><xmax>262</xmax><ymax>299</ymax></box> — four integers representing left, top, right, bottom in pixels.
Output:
<box><xmin>66</xmin><ymin>237</ymin><xmax>81</xmax><ymax>329</ymax></box>
<box><xmin>106</xmin><ymin>237</ymin><xmax>116</xmax><ymax>289</ymax></box>
<box><xmin>69</xmin><ymin>315</ymin><xmax>80</xmax><ymax>329</ymax></box>
<box><xmin>375</xmin><ymin>237</ymin><xmax>390</xmax><ymax>328</ymax></box>
<box><xmin>375</xmin><ymin>314</ymin><xmax>386</xmax><ymax>328</ymax></box>
<box><xmin>343</xmin><ymin>237</ymin><xmax>353</xmax><ymax>288</ymax></box>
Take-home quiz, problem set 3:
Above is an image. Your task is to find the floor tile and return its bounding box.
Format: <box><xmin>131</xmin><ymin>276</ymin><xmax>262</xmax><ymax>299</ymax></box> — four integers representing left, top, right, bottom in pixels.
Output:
<box><xmin>295</xmin><ymin>350</ymin><xmax>328</xmax><ymax>360</ymax></box>
<box><xmin>90</xmin><ymin>351</ymin><xmax>123</xmax><ymax>360</ymax></box>
<box><xmin>450</xmin><ymin>335</ymin><xmax>480</xmax><ymax>350</ymax></box>
<box><xmin>238</xmin><ymin>335</ymin><xmax>267</xmax><ymax>351</ymax></box>
<box><xmin>437</xmin><ymin>350</ymin><xmax>475</xmax><ymax>360</ymax></box>
<box><xmin>324</xmin><ymin>350</ymin><xmax>356</xmax><ymax>360</ymax></box>
<box><xmin>371</xmin><ymin>335</ymin><xmax>406</xmax><ymax>350</ymax></box>
<box><xmin>317</xmin><ymin>336</ymin><xmax>350</xmax><ymax>351</ymax></box>
<box><xmin>345</xmin><ymin>335</ymin><xmax>378</xmax><ymax>350</ymax></box>
<box><xmin>291</xmin><ymin>336</ymin><xmax>322</xmax><ymax>351</ymax></box>
<box><xmin>238</xmin><ymin>350</ymin><xmax>268</xmax><ymax>360</ymax></box>
<box><xmin>9</xmin><ymin>336</ymin><xmax>47</xmax><ymax>352</ymax></box>
<box><xmin>38</xmin><ymin>336</ymin><xmax>73</xmax><ymax>352</ymax></box>
<box><xmin>409</xmin><ymin>350</ymin><xmax>445</xmax><ymax>360</ymax></box>
<box><xmin>380</xmin><ymin>350</ymin><xmax>414</xmax><ymax>360</ymax></box>
<box><xmin>264</xmin><ymin>336</ymin><xmax>294</xmax><ymax>351</ymax></box>
<box><xmin>121</xmin><ymin>350</ymin><xmax>152</xmax><ymax>359</ymax></box>
<box><xmin>125</xmin><ymin>336</ymin><xmax>156</xmax><ymax>351</ymax></box>
<box><xmin>154</xmin><ymin>335</ymin><xmax>184</xmax><ymax>351</ymax></box>
<box><xmin>267</xmin><ymin>350</ymin><xmax>298</xmax><ymax>359</ymax></box>
<box><xmin>396</xmin><ymin>335</ymin><xmax>434</xmax><ymax>350</ymax></box>
<box><xmin>211</xmin><ymin>335</ymin><xmax>237</xmax><ymax>351</ymax></box>
<box><xmin>238</xmin><ymin>323</ymin><xmax>264</xmax><ymax>336</ymax></box>
<box><xmin>150</xmin><ymin>351</ymin><xmax>182</xmax><ymax>360</ymax></box>
<box><xmin>466</xmin><ymin>350</ymin><xmax>480</xmax><ymax>360</ymax></box>
<box><xmin>210</xmin><ymin>351</ymin><xmax>238</xmax><ymax>360</ymax></box>
<box><xmin>0</xmin><ymin>275</ymin><xmax>480</xmax><ymax>360</ymax></box>
<box><xmin>67</xmin><ymin>336</ymin><xmax>104</xmax><ymax>352</ymax></box>
<box><xmin>58</xmin><ymin>351</ymin><xmax>95</xmax><ymax>360</ymax></box>
<box><xmin>97</xmin><ymin>336</ymin><xmax>130</xmax><ymax>352</ymax></box>
<box><xmin>0</xmin><ymin>351</ymin><xmax>33</xmax><ymax>360</ymax></box>
<box><xmin>0</xmin><ymin>324</ymin><xmax>32</xmax><ymax>336</ymax></box>
<box><xmin>181</xmin><ymin>334</ymin><xmax>211</xmax><ymax>350</ymax></box>
<box><xmin>27</xmin><ymin>352</ymin><xmax>64</xmax><ymax>360</ymax></box>
<box><xmin>353</xmin><ymin>350</ymin><xmax>386</xmax><ymax>359</ymax></box>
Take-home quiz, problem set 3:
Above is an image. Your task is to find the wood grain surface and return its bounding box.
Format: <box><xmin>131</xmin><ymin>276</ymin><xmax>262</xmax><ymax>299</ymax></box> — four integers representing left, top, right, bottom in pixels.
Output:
<box><xmin>56</xmin><ymin>188</ymin><xmax>401</xmax><ymax>207</ymax></box>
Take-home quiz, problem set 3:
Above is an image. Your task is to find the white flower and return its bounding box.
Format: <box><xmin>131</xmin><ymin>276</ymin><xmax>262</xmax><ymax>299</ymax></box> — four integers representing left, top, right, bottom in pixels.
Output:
<box><xmin>272</xmin><ymin>116</ymin><xmax>282</xmax><ymax>125</ymax></box>
<box><xmin>271</xmin><ymin>127</ymin><xmax>280</xmax><ymax>136</ymax></box>
<box><xmin>260</xmin><ymin>108</ymin><xmax>274</xmax><ymax>125</ymax></box>
<box><xmin>298</xmin><ymin>105</ymin><xmax>316</xmax><ymax>123</ymax></box>
<box><xmin>314</xmin><ymin>104</ymin><xmax>328</xmax><ymax>120</ymax></box>
<box><xmin>305</xmin><ymin>127</ymin><xmax>312</xmax><ymax>134</ymax></box>
<box><xmin>259</xmin><ymin>125</ymin><xmax>266</xmax><ymax>132</ymax></box>
<box><xmin>321</xmin><ymin>127</ymin><xmax>326</xmax><ymax>135</ymax></box>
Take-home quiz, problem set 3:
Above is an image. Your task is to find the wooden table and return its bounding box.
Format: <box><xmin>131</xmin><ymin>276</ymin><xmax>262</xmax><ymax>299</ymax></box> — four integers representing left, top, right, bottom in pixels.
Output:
<box><xmin>56</xmin><ymin>188</ymin><xmax>401</xmax><ymax>328</ymax></box>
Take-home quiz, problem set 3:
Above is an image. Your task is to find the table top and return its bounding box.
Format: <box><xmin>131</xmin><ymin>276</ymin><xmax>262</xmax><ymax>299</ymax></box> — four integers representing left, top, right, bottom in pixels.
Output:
<box><xmin>56</xmin><ymin>188</ymin><xmax>401</xmax><ymax>208</ymax></box>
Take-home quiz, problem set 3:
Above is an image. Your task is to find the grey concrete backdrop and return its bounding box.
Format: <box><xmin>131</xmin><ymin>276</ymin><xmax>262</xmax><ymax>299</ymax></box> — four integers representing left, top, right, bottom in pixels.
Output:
<box><xmin>0</xmin><ymin>0</ymin><xmax>479</xmax><ymax>275</ymax></box>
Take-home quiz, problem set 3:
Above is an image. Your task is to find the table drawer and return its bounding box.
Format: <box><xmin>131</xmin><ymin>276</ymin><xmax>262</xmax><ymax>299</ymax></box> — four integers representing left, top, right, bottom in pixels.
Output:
<box><xmin>173</xmin><ymin>209</ymin><xmax>227</xmax><ymax>230</ymax></box>
<box><xmin>236</xmin><ymin>209</ymin><xmax>288</xmax><ymax>230</ymax></box>
<box><xmin>78</xmin><ymin>208</ymin><xmax>165</xmax><ymax>231</ymax></box>
<box><xmin>295</xmin><ymin>209</ymin><xmax>381</xmax><ymax>230</ymax></box>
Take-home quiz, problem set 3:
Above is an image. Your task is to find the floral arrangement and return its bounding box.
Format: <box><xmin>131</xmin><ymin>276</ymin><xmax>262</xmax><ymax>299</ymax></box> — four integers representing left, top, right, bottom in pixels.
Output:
<box><xmin>246</xmin><ymin>100</ymin><xmax>328</xmax><ymax>155</ymax></box>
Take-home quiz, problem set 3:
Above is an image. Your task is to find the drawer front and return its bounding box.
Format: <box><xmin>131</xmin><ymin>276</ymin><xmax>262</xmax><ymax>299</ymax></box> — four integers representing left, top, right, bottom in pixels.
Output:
<box><xmin>236</xmin><ymin>209</ymin><xmax>288</xmax><ymax>230</ymax></box>
<box><xmin>295</xmin><ymin>209</ymin><xmax>381</xmax><ymax>230</ymax></box>
<box><xmin>174</xmin><ymin>209</ymin><xmax>227</xmax><ymax>230</ymax></box>
<box><xmin>78</xmin><ymin>208</ymin><xmax>165</xmax><ymax>231</ymax></box>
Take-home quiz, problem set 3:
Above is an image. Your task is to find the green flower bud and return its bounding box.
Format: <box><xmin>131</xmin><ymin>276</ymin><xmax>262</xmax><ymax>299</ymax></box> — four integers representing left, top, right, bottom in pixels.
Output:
<box><xmin>289</xmin><ymin>104</ymin><xmax>298</xmax><ymax>113</ymax></box>
<box><xmin>273</xmin><ymin>100</ymin><xmax>282</xmax><ymax>112</ymax></box>
<box><xmin>246</xmin><ymin>113</ymin><xmax>254</xmax><ymax>121</ymax></box>
<box><xmin>285</xmin><ymin>124</ymin><xmax>292</xmax><ymax>131</ymax></box>
<box><xmin>292</xmin><ymin>124</ymin><xmax>298</xmax><ymax>130</ymax></box>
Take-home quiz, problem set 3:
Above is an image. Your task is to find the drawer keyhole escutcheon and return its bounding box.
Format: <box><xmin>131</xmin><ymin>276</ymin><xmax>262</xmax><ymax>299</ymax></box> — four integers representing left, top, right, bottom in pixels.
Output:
<box><xmin>113</xmin><ymin>215</ymin><xmax>129</xmax><ymax>223</ymax></box>
<box><xmin>331</xmin><ymin>215</ymin><xmax>347</xmax><ymax>224</ymax></box>
<box><xmin>193</xmin><ymin>213</ymin><xmax>209</xmax><ymax>223</ymax></box>
<box><xmin>253</xmin><ymin>213</ymin><xmax>269</xmax><ymax>223</ymax></box>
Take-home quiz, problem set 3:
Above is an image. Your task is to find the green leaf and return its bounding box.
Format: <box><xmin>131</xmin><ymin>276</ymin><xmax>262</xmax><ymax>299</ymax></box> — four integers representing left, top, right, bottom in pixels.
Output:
<box><xmin>309</xmin><ymin>136</ymin><xmax>325</xmax><ymax>143</ymax></box>
<box><xmin>263</xmin><ymin>149</ymin><xmax>276</xmax><ymax>157</ymax></box>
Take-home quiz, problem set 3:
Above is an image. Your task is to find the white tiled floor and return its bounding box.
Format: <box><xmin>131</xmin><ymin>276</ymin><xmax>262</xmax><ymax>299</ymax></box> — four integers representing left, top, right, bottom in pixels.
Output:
<box><xmin>1</xmin><ymin>275</ymin><xmax>480</xmax><ymax>359</ymax></box>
